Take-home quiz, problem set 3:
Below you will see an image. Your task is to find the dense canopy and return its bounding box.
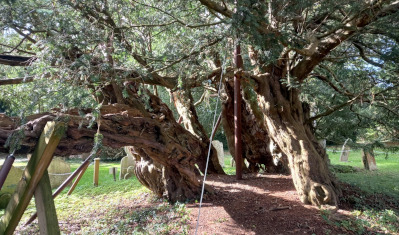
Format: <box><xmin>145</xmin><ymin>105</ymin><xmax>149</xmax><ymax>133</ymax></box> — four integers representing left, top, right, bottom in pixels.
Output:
<box><xmin>1</xmin><ymin>0</ymin><xmax>398</xmax><ymax>206</ymax></box>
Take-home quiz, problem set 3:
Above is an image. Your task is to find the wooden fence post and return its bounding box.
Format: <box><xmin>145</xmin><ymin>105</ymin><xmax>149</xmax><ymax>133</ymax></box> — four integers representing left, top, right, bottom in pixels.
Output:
<box><xmin>34</xmin><ymin>171</ymin><xmax>60</xmax><ymax>235</ymax></box>
<box><xmin>93</xmin><ymin>158</ymin><xmax>100</xmax><ymax>186</ymax></box>
<box><xmin>0</xmin><ymin>121</ymin><xmax>65</xmax><ymax>235</ymax></box>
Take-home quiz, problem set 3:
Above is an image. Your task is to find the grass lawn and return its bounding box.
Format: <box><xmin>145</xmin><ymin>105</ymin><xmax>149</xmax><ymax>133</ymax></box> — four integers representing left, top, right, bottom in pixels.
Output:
<box><xmin>327</xmin><ymin>149</ymin><xmax>399</xmax><ymax>199</ymax></box>
<box><xmin>327</xmin><ymin>148</ymin><xmax>399</xmax><ymax>234</ymax></box>
<box><xmin>223</xmin><ymin>153</ymin><xmax>235</xmax><ymax>175</ymax></box>
<box><xmin>1</xmin><ymin>159</ymin><xmax>190</xmax><ymax>234</ymax></box>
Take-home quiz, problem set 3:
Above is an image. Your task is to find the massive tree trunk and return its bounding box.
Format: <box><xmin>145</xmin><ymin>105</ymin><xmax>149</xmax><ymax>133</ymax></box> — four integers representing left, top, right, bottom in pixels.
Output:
<box><xmin>221</xmin><ymin>77</ymin><xmax>289</xmax><ymax>174</ymax></box>
<box><xmin>196</xmin><ymin>0</ymin><xmax>399</xmax><ymax>207</ymax></box>
<box><xmin>255</xmin><ymin>68</ymin><xmax>341</xmax><ymax>206</ymax></box>
<box><xmin>0</xmin><ymin>83</ymin><xmax>210</xmax><ymax>202</ymax></box>
<box><xmin>172</xmin><ymin>89</ymin><xmax>224</xmax><ymax>174</ymax></box>
<box><xmin>97</xmin><ymin>82</ymin><xmax>214</xmax><ymax>201</ymax></box>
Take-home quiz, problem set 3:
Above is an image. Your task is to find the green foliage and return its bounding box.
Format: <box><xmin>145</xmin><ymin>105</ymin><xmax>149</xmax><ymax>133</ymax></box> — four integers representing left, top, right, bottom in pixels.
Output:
<box><xmin>302</xmin><ymin>60</ymin><xmax>399</xmax><ymax>144</ymax></box>
<box><xmin>0</xmin><ymin>74</ymin><xmax>96</xmax><ymax>117</ymax></box>
<box><xmin>329</xmin><ymin>164</ymin><xmax>358</xmax><ymax>174</ymax></box>
<box><xmin>0</xmin><ymin>0</ymin><xmax>398</xmax><ymax>150</ymax></box>
<box><xmin>359</xmin><ymin>209</ymin><xmax>399</xmax><ymax>234</ymax></box>
<box><xmin>128</xmin><ymin>202</ymin><xmax>189</xmax><ymax>235</ymax></box>
<box><xmin>192</xmin><ymin>86</ymin><xmax>225</xmax><ymax>141</ymax></box>
<box><xmin>321</xmin><ymin>209</ymin><xmax>368</xmax><ymax>234</ymax></box>
<box><xmin>4</xmin><ymin>128</ymin><xmax>24</xmax><ymax>153</ymax></box>
<box><xmin>0</xmin><ymin>99</ymin><xmax>11</xmax><ymax>113</ymax></box>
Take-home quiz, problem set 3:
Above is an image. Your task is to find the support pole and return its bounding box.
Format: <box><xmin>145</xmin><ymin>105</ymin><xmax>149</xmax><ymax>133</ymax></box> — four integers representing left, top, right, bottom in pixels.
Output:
<box><xmin>93</xmin><ymin>158</ymin><xmax>100</xmax><ymax>186</ymax></box>
<box><xmin>34</xmin><ymin>171</ymin><xmax>60</xmax><ymax>235</ymax></box>
<box><xmin>67</xmin><ymin>161</ymin><xmax>90</xmax><ymax>196</ymax></box>
<box><xmin>0</xmin><ymin>154</ymin><xmax>15</xmax><ymax>190</ymax></box>
<box><xmin>25</xmin><ymin>152</ymin><xmax>94</xmax><ymax>226</ymax></box>
<box><xmin>234</xmin><ymin>42</ymin><xmax>243</xmax><ymax>180</ymax></box>
<box><xmin>0</xmin><ymin>122</ymin><xmax>65</xmax><ymax>235</ymax></box>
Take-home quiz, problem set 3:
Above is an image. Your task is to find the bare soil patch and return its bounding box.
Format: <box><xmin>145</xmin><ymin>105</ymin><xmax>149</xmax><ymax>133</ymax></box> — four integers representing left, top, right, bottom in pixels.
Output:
<box><xmin>188</xmin><ymin>174</ymin><xmax>347</xmax><ymax>235</ymax></box>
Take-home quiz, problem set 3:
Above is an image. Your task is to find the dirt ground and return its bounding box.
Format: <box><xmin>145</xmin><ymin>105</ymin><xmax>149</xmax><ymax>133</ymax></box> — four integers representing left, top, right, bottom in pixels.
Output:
<box><xmin>188</xmin><ymin>174</ymin><xmax>348</xmax><ymax>235</ymax></box>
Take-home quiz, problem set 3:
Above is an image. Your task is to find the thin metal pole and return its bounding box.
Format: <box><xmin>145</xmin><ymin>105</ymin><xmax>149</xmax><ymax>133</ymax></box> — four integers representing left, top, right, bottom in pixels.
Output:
<box><xmin>234</xmin><ymin>42</ymin><xmax>243</xmax><ymax>180</ymax></box>
<box><xmin>195</xmin><ymin>59</ymin><xmax>226</xmax><ymax>235</ymax></box>
<box><xmin>0</xmin><ymin>154</ymin><xmax>15</xmax><ymax>190</ymax></box>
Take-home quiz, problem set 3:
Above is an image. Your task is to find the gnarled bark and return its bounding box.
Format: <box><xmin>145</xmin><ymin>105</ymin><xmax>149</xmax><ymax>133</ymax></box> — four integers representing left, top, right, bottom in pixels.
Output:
<box><xmin>0</xmin><ymin>84</ymin><xmax>210</xmax><ymax>202</ymax></box>
<box><xmin>255</xmin><ymin>67</ymin><xmax>341</xmax><ymax>206</ymax></box>
<box><xmin>172</xmin><ymin>89</ymin><xmax>224</xmax><ymax>174</ymax></box>
<box><xmin>221</xmin><ymin>77</ymin><xmax>289</xmax><ymax>174</ymax></box>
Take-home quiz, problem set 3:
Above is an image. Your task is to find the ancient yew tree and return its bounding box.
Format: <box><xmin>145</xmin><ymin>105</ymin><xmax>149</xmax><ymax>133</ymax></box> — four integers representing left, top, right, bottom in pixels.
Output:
<box><xmin>1</xmin><ymin>0</ymin><xmax>399</xmax><ymax>206</ymax></box>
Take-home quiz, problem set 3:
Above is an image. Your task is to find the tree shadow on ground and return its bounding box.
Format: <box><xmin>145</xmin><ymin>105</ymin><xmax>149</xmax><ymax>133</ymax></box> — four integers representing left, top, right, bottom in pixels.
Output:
<box><xmin>189</xmin><ymin>174</ymin><xmax>347</xmax><ymax>235</ymax></box>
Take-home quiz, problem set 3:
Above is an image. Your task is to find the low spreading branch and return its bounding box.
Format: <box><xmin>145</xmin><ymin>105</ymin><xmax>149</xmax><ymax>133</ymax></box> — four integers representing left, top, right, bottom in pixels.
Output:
<box><xmin>0</xmin><ymin>55</ymin><xmax>35</xmax><ymax>66</ymax></box>
<box><xmin>0</xmin><ymin>104</ymin><xmax>180</xmax><ymax>155</ymax></box>
<box><xmin>0</xmin><ymin>77</ymin><xmax>34</xmax><ymax>86</ymax></box>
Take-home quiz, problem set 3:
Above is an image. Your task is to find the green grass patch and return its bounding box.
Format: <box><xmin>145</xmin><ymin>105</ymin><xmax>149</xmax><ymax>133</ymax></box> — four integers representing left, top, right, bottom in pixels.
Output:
<box><xmin>223</xmin><ymin>154</ymin><xmax>236</xmax><ymax>175</ymax></box>
<box><xmin>1</xmin><ymin>159</ymin><xmax>190</xmax><ymax>234</ymax></box>
<box><xmin>327</xmin><ymin>148</ymin><xmax>399</xmax><ymax>234</ymax></box>
<box><xmin>322</xmin><ymin>208</ymin><xmax>399</xmax><ymax>234</ymax></box>
<box><xmin>328</xmin><ymin>149</ymin><xmax>399</xmax><ymax>199</ymax></box>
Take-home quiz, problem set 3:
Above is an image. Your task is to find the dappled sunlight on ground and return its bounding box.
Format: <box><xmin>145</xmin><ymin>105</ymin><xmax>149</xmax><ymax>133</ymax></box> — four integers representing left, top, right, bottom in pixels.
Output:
<box><xmin>189</xmin><ymin>174</ymin><xmax>345</xmax><ymax>235</ymax></box>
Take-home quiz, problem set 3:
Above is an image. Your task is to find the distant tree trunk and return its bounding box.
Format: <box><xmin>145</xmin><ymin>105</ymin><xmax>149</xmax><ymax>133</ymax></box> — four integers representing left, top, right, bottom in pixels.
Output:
<box><xmin>171</xmin><ymin>89</ymin><xmax>224</xmax><ymax>174</ymax></box>
<box><xmin>254</xmin><ymin>67</ymin><xmax>341</xmax><ymax>206</ymax></box>
<box><xmin>221</xmin><ymin>77</ymin><xmax>289</xmax><ymax>174</ymax></box>
<box><xmin>362</xmin><ymin>148</ymin><xmax>378</xmax><ymax>171</ymax></box>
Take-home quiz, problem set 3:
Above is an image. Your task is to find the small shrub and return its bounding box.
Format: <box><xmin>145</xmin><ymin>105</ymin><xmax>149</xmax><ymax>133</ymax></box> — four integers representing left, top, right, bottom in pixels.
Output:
<box><xmin>98</xmin><ymin>146</ymin><xmax>125</xmax><ymax>161</ymax></box>
<box><xmin>330</xmin><ymin>164</ymin><xmax>358</xmax><ymax>173</ymax></box>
